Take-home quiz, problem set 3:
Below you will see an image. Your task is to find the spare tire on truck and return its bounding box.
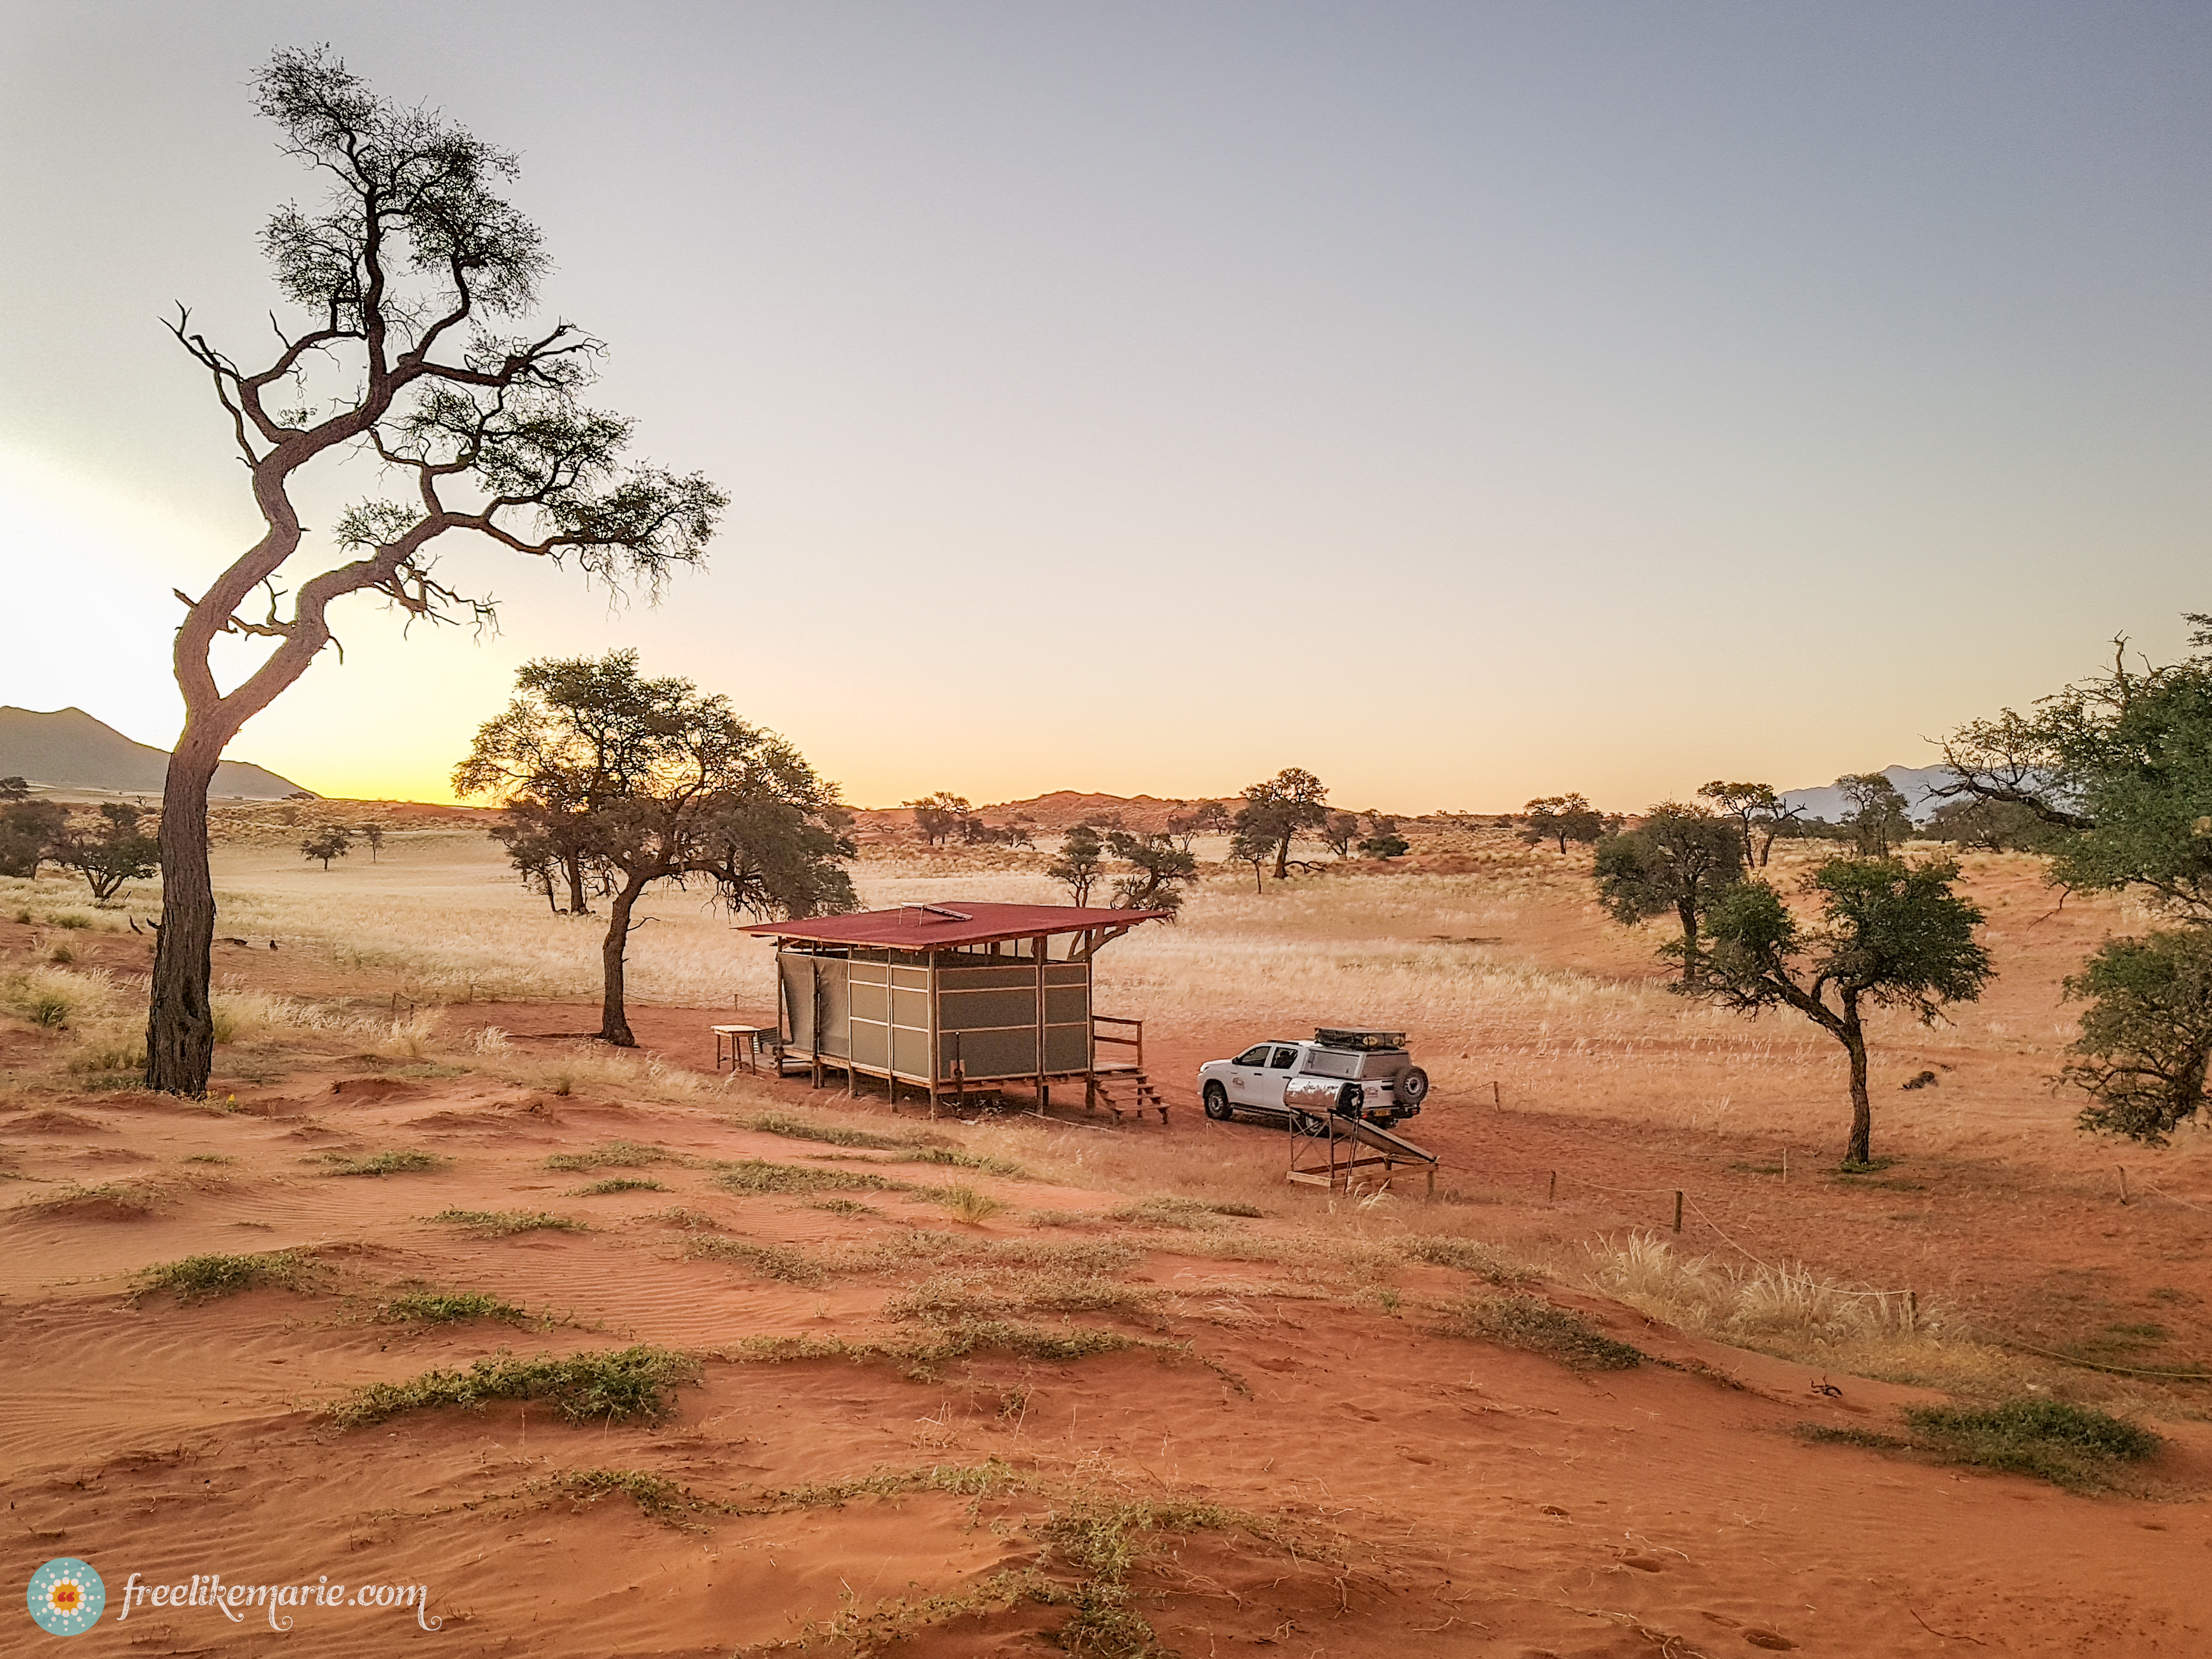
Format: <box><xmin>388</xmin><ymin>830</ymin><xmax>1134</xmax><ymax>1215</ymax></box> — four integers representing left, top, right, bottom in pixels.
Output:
<box><xmin>1395</xmin><ymin>1066</ymin><xmax>1430</xmax><ymax>1106</ymax></box>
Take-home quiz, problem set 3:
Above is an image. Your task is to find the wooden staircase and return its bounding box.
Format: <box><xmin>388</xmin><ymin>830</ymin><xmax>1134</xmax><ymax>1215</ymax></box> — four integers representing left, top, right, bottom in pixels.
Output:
<box><xmin>1086</xmin><ymin>1071</ymin><xmax>1169</xmax><ymax>1125</ymax></box>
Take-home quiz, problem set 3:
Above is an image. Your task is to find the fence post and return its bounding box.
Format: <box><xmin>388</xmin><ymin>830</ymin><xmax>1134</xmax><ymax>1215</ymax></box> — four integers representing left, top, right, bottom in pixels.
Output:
<box><xmin>1547</xmin><ymin>1171</ymin><xmax>1556</xmax><ymax>1203</ymax></box>
<box><xmin>1673</xmin><ymin>1190</ymin><xmax>1684</xmax><ymax>1234</ymax></box>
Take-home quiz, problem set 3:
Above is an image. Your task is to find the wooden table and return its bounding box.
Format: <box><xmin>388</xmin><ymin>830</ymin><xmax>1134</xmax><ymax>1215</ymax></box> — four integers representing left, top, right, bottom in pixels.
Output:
<box><xmin>713</xmin><ymin>1025</ymin><xmax>781</xmax><ymax>1075</ymax></box>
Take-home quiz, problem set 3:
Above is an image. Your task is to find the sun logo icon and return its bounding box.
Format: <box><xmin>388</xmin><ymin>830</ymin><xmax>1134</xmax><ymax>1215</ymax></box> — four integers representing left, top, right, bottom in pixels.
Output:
<box><xmin>26</xmin><ymin>1558</ymin><xmax>104</xmax><ymax>1636</ymax></box>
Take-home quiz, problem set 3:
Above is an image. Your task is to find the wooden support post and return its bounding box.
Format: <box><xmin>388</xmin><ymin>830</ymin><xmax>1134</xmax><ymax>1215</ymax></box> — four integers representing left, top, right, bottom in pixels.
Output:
<box><xmin>1673</xmin><ymin>1190</ymin><xmax>1684</xmax><ymax>1234</ymax></box>
<box><xmin>1033</xmin><ymin>934</ymin><xmax>1047</xmax><ymax>1112</ymax></box>
<box><xmin>1547</xmin><ymin>1170</ymin><xmax>1556</xmax><ymax>1203</ymax></box>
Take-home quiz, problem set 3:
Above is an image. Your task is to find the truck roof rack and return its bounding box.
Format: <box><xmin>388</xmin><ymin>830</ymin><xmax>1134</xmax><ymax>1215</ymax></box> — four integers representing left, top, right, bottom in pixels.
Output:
<box><xmin>1313</xmin><ymin>1028</ymin><xmax>1407</xmax><ymax>1051</ymax></box>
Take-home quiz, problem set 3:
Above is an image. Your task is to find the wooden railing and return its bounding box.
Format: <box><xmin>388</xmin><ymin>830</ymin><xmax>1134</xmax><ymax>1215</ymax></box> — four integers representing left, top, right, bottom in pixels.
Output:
<box><xmin>1092</xmin><ymin>1014</ymin><xmax>1143</xmax><ymax>1071</ymax></box>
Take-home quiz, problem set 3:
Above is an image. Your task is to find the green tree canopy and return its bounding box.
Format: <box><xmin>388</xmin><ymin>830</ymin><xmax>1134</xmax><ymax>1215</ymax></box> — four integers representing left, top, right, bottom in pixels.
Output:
<box><xmin>456</xmin><ymin>652</ymin><xmax>849</xmax><ymax>1046</ymax></box>
<box><xmin>1592</xmin><ymin>804</ymin><xmax>1745</xmax><ymax>987</ymax></box>
<box><xmin>2059</xmin><ymin>929</ymin><xmax>2212</xmax><ymax>1145</ymax></box>
<box><xmin>1104</xmin><ymin>830</ymin><xmax>1199</xmax><ymax>914</ymax></box>
<box><xmin>1523</xmin><ymin>794</ymin><xmax>1605</xmax><ymax>854</ymax></box>
<box><xmin>1235</xmin><ymin>768</ymin><xmax>1330</xmax><ymax>878</ymax></box>
<box><xmin>1696</xmin><ymin>781</ymin><xmax>1802</xmax><ymax>867</ymax></box>
<box><xmin>61</xmin><ymin>804</ymin><xmax>162</xmax><ymax>902</ymax></box>
<box><xmin>1837</xmin><ymin>773</ymin><xmax>1913</xmax><ymax>857</ymax></box>
<box><xmin>1699</xmin><ymin>857</ymin><xmax>1993</xmax><ymax>1164</ymax></box>
<box><xmin>1048</xmin><ymin>825</ymin><xmax>1106</xmax><ymax>905</ymax></box>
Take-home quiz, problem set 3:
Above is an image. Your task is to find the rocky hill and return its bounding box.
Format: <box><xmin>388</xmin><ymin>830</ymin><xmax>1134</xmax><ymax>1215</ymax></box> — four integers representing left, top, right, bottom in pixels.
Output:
<box><xmin>0</xmin><ymin>706</ymin><xmax>308</xmax><ymax>799</ymax></box>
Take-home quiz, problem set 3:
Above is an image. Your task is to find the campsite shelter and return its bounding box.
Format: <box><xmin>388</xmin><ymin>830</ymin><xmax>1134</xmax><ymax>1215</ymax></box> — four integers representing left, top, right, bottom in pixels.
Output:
<box><xmin>736</xmin><ymin>902</ymin><xmax>1171</xmax><ymax>1113</ymax></box>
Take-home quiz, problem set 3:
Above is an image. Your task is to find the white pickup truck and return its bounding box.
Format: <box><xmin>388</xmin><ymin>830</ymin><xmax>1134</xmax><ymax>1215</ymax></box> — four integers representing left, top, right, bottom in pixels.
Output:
<box><xmin>1198</xmin><ymin>1028</ymin><xmax>1430</xmax><ymax>1132</ymax></box>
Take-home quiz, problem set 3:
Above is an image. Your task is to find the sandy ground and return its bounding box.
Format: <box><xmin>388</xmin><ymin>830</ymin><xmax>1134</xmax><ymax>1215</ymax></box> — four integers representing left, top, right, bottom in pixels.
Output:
<box><xmin>9</xmin><ymin>843</ymin><xmax>2212</xmax><ymax>1654</ymax></box>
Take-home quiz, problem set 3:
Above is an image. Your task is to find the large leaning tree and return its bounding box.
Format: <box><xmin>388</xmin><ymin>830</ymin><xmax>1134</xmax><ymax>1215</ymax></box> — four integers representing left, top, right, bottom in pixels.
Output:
<box><xmin>146</xmin><ymin>49</ymin><xmax>723</xmax><ymax>1093</ymax></box>
<box><xmin>1934</xmin><ymin>615</ymin><xmax>2212</xmax><ymax>1137</ymax></box>
<box><xmin>456</xmin><ymin>652</ymin><xmax>854</xmax><ymax>1046</ymax></box>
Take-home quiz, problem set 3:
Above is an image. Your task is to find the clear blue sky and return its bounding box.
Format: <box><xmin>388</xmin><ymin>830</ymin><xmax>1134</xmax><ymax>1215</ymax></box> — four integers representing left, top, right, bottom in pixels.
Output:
<box><xmin>2</xmin><ymin>2</ymin><xmax>2205</xmax><ymax>809</ymax></box>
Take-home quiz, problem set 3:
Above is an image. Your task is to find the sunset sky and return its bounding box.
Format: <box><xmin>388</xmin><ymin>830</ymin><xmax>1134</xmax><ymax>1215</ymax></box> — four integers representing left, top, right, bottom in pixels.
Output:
<box><xmin>3</xmin><ymin>3</ymin><xmax>2205</xmax><ymax>812</ymax></box>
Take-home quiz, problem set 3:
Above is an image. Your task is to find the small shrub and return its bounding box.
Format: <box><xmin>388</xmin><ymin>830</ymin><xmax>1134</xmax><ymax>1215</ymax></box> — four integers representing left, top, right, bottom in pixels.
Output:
<box><xmin>1438</xmin><ymin>1294</ymin><xmax>1644</xmax><ymax>1371</ymax></box>
<box><xmin>544</xmin><ymin>1141</ymin><xmax>675</xmax><ymax>1172</ymax></box>
<box><xmin>27</xmin><ymin>995</ymin><xmax>71</xmax><ymax>1026</ymax></box>
<box><xmin>571</xmin><ymin>1176</ymin><xmax>667</xmax><ymax>1196</ymax></box>
<box><xmin>51</xmin><ymin>913</ymin><xmax>93</xmax><ymax>931</ymax></box>
<box><xmin>182</xmin><ymin>1153</ymin><xmax>235</xmax><ymax>1166</ymax></box>
<box><xmin>809</xmin><ymin>1198</ymin><xmax>875</xmax><ymax>1216</ymax></box>
<box><xmin>1902</xmin><ymin>1397</ymin><xmax>2160</xmax><ymax>1489</ymax></box>
<box><xmin>322</xmin><ymin>1149</ymin><xmax>446</xmax><ymax>1178</ymax></box>
<box><xmin>134</xmin><ymin>1250</ymin><xmax>319</xmax><ymax>1303</ymax></box>
<box><xmin>428</xmin><ymin>1209</ymin><xmax>585</xmax><ymax>1235</ymax></box>
<box><xmin>713</xmin><ymin>1159</ymin><xmax>900</xmax><ymax>1196</ymax></box>
<box><xmin>328</xmin><ymin>1345</ymin><xmax>699</xmax><ymax>1428</ymax></box>
<box><xmin>46</xmin><ymin>946</ymin><xmax>74</xmax><ymax>967</ymax></box>
<box><xmin>374</xmin><ymin>1290</ymin><xmax>526</xmax><ymax>1324</ymax></box>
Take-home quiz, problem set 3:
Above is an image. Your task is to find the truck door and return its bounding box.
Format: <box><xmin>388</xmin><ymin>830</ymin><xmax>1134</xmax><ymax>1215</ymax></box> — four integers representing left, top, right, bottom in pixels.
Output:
<box><xmin>1226</xmin><ymin>1045</ymin><xmax>1273</xmax><ymax>1106</ymax></box>
<box><xmin>1251</xmin><ymin>1043</ymin><xmax>1300</xmax><ymax>1110</ymax></box>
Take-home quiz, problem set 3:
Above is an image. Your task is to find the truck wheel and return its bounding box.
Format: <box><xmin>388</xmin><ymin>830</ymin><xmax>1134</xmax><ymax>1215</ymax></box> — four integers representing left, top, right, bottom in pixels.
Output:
<box><xmin>1203</xmin><ymin>1082</ymin><xmax>1231</xmax><ymax>1120</ymax></box>
<box><xmin>1396</xmin><ymin>1066</ymin><xmax>1431</xmax><ymax>1106</ymax></box>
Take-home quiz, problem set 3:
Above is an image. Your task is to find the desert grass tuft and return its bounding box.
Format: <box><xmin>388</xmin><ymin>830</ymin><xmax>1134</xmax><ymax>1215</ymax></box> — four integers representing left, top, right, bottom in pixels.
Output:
<box><xmin>543</xmin><ymin>1140</ymin><xmax>677</xmax><ymax>1172</ymax></box>
<box><xmin>922</xmin><ymin>1184</ymin><xmax>1005</xmax><ymax>1224</ymax></box>
<box><xmin>570</xmin><ymin>1176</ymin><xmax>667</xmax><ymax>1195</ymax></box>
<box><xmin>898</xmin><ymin>1145</ymin><xmax>1029</xmax><ymax>1178</ymax></box>
<box><xmin>1108</xmin><ymin>1196</ymin><xmax>1260</xmax><ymax>1229</ymax></box>
<box><xmin>373</xmin><ymin>1289</ymin><xmax>527</xmax><ymax>1325</ymax></box>
<box><xmin>134</xmin><ymin>1250</ymin><xmax>321</xmax><ymax>1303</ymax></box>
<box><xmin>327</xmin><ymin>1344</ymin><xmax>699</xmax><ymax>1428</ymax></box>
<box><xmin>683</xmin><ymin>1235</ymin><xmax>833</xmax><ymax>1285</ymax></box>
<box><xmin>321</xmin><ymin>1148</ymin><xmax>447</xmax><ymax>1178</ymax></box>
<box><xmin>1396</xmin><ymin>1234</ymin><xmax>1531</xmax><ymax>1284</ymax></box>
<box><xmin>736</xmin><ymin>1110</ymin><xmax>908</xmax><ymax>1150</ymax></box>
<box><xmin>428</xmin><ymin>1208</ymin><xmax>586</xmax><ymax>1235</ymax></box>
<box><xmin>713</xmin><ymin>1158</ymin><xmax>902</xmax><ymax>1196</ymax></box>
<box><xmin>1902</xmin><ymin>1397</ymin><xmax>2160</xmax><ymax>1490</ymax></box>
<box><xmin>1435</xmin><ymin>1293</ymin><xmax>1644</xmax><ymax>1371</ymax></box>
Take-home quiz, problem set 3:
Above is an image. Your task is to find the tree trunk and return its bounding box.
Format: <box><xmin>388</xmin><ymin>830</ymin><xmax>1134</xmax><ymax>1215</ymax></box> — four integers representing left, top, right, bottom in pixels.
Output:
<box><xmin>1842</xmin><ymin>994</ymin><xmax>1872</xmax><ymax>1164</ymax></box>
<box><xmin>1676</xmin><ymin>898</ymin><xmax>1701</xmax><ymax>987</ymax></box>
<box><xmin>563</xmin><ymin>850</ymin><xmax>589</xmax><ymax>915</ymax></box>
<box><xmin>599</xmin><ymin>875</ymin><xmax>647</xmax><ymax>1046</ymax></box>
<box><xmin>146</xmin><ymin>729</ymin><xmax>225</xmax><ymax>1094</ymax></box>
<box><xmin>1272</xmin><ymin>835</ymin><xmax>1291</xmax><ymax>879</ymax></box>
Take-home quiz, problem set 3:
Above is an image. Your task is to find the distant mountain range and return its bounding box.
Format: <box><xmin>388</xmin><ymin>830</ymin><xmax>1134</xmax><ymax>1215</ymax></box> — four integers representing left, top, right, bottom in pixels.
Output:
<box><xmin>0</xmin><ymin>707</ymin><xmax>309</xmax><ymax>800</ymax></box>
<box><xmin>1780</xmin><ymin>765</ymin><xmax>1953</xmax><ymax>824</ymax></box>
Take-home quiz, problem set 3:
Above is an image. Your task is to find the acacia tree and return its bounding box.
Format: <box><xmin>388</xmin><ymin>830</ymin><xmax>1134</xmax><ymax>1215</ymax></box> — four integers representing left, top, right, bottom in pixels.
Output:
<box><xmin>1166</xmin><ymin>800</ymin><xmax>1229</xmax><ymax>851</ymax></box>
<box><xmin>59</xmin><ymin>805</ymin><xmax>162</xmax><ymax>902</ymax></box>
<box><xmin>1048</xmin><ymin>825</ymin><xmax>1106</xmax><ymax>905</ymax></box>
<box><xmin>1227</xmin><ymin>822</ymin><xmax>1275</xmax><ymax>893</ymax></box>
<box><xmin>457</xmin><ymin>653</ymin><xmax>840</xmax><ymax>1046</ymax></box>
<box><xmin>1358</xmin><ymin>813</ymin><xmax>1410</xmax><ymax>858</ymax></box>
<box><xmin>1522</xmin><ymin>793</ymin><xmax>1605</xmax><ymax>854</ymax></box>
<box><xmin>1104</xmin><ymin>830</ymin><xmax>1198</xmax><ymax>914</ymax></box>
<box><xmin>1320</xmin><ymin>811</ymin><xmax>1362</xmax><ymax>858</ymax></box>
<box><xmin>904</xmin><ymin>792</ymin><xmax>971</xmax><ymax>847</ymax></box>
<box><xmin>1591</xmin><ymin>804</ymin><xmax>1745</xmax><ymax>987</ymax></box>
<box><xmin>0</xmin><ymin>798</ymin><xmax>68</xmax><ymax>879</ymax></box>
<box><xmin>1837</xmin><ymin>773</ymin><xmax>1913</xmax><ymax>856</ymax></box>
<box><xmin>1697</xmin><ymin>781</ymin><xmax>1802</xmax><ymax>867</ymax></box>
<box><xmin>145</xmin><ymin>50</ymin><xmax>723</xmax><ymax>1093</ymax></box>
<box><xmin>1237</xmin><ymin>768</ymin><xmax>1328</xmax><ymax>878</ymax></box>
<box><xmin>299</xmin><ymin>826</ymin><xmax>352</xmax><ymax>869</ymax></box>
<box><xmin>1698</xmin><ymin>857</ymin><xmax>1993</xmax><ymax>1166</ymax></box>
<box><xmin>1938</xmin><ymin>619</ymin><xmax>2212</xmax><ymax>1139</ymax></box>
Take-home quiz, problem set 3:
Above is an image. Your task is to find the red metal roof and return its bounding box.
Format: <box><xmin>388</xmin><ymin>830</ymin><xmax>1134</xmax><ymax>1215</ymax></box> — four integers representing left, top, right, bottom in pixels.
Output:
<box><xmin>736</xmin><ymin>902</ymin><xmax>1172</xmax><ymax>950</ymax></box>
